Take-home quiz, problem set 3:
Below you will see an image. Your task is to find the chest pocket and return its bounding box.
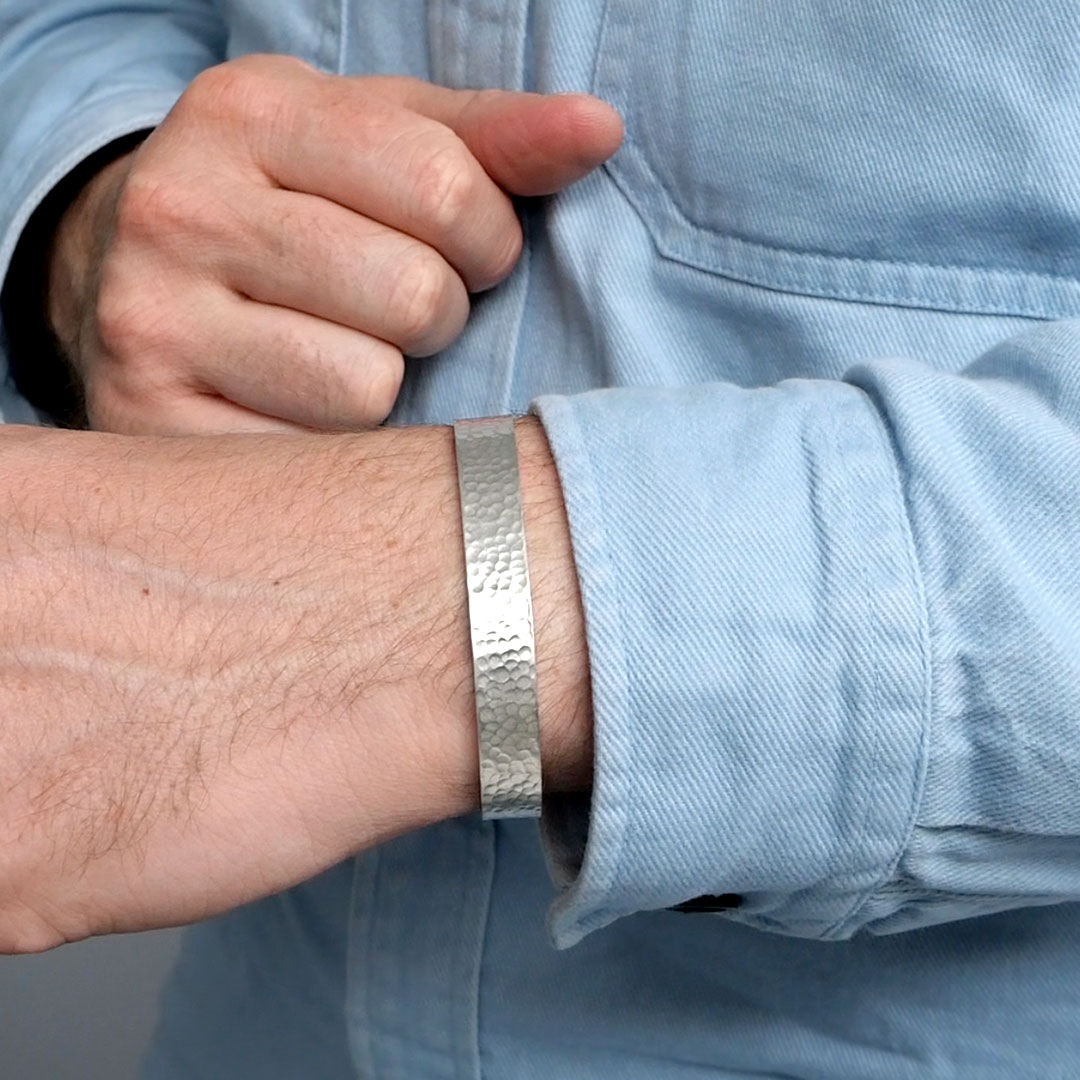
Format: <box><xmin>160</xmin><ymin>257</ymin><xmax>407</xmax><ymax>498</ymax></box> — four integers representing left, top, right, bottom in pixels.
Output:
<box><xmin>593</xmin><ymin>0</ymin><xmax>1080</xmax><ymax>319</ymax></box>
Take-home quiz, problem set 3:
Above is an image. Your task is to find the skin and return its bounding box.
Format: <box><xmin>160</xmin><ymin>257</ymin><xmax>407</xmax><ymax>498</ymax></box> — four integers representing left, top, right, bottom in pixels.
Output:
<box><xmin>47</xmin><ymin>55</ymin><xmax>625</xmax><ymax>433</ymax></box>
<box><xmin>0</xmin><ymin>57</ymin><xmax>617</xmax><ymax>951</ymax></box>
<box><xmin>0</xmin><ymin>418</ymin><xmax>590</xmax><ymax>952</ymax></box>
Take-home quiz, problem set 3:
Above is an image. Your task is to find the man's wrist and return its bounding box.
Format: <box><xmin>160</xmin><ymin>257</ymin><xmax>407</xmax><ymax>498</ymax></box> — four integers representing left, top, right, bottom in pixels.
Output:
<box><xmin>0</xmin><ymin>419</ymin><xmax>591</xmax><ymax>947</ymax></box>
<box><xmin>378</xmin><ymin>417</ymin><xmax>593</xmax><ymax>830</ymax></box>
<box><xmin>515</xmin><ymin>417</ymin><xmax>593</xmax><ymax>794</ymax></box>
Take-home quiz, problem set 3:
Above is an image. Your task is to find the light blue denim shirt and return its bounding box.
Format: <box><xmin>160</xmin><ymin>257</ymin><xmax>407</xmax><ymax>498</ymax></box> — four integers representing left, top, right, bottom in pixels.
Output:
<box><xmin>3</xmin><ymin>2</ymin><xmax>1080</xmax><ymax>1076</ymax></box>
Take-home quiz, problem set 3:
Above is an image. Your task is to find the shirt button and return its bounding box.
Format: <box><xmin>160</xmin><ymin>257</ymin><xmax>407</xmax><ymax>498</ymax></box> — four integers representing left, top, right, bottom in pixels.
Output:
<box><xmin>668</xmin><ymin>893</ymin><xmax>743</xmax><ymax>913</ymax></box>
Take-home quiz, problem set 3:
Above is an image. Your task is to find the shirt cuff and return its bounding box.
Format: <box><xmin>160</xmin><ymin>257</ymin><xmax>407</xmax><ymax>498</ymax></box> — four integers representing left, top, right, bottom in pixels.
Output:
<box><xmin>0</xmin><ymin>91</ymin><xmax>180</xmax><ymax>291</ymax></box>
<box><xmin>531</xmin><ymin>382</ymin><xmax>930</xmax><ymax>948</ymax></box>
<box><xmin>0</xmin><ymin>94</ymin><xmax>180</xmax><ymax>425</ymax></box>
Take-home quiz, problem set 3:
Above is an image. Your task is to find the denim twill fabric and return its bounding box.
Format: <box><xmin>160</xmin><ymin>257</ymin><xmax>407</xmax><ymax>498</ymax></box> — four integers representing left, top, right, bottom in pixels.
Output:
<box><xmin>3</xmin><ymin>1</ymin><xmax>1080</xmax><ymax>1077</ymax></box>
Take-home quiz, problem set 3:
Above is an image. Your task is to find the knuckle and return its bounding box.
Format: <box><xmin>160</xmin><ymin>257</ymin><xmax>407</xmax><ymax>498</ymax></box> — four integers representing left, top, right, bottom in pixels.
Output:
<box><xmin>478</xmin><ymin>221</ymin><xmax>524</xmax><ymax>290</ymax></box>
<box><xmin>411</xmin><ymin>139</ymin><xmax>478</xmax><ymax>235</ymax></box>
<box><xmin>85</xmin><ymin>371</ymin><xmax>176</xmax><ymax>434</ymax></box>
<box><xmin>183</xmin><ymin>60</ymin><xmax>265</xmax><ymax>120</ymax></box>
<box><xmin>181</xmin><ymin>56</ymin><xmax>309</xmax><ymax>133</ymax></box>
<box><xmin>360</xmin><ymin>349</ymin><xmax>404</xmax><ymax>425</ymax></box>
<box><xmin>93</xmin><ymin>274</ymin><xmax>160</xmax><ymax>358</ymax></box>
<box><xmin>181</xmin><ymin>63</ymin><xmax>252</xmax><ymax>123</ymax></box>
<box><xmin>113</xmin><ymin>171</ymin><xmax>203</xmax><ymax>246</ymax></box>
<box><xmin>93</xmin><ymin>271</ymin><xmax>192</xmax><ymax>384</ymax></box>
<box><xmin>389</xmin><ymin>251</ymin><xmax>456</xmax><ymax>353</ymax></box>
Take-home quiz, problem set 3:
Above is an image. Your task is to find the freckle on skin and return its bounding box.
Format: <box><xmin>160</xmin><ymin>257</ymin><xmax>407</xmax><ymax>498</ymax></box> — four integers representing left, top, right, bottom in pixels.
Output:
<box><xmin>272</xmin><ymin>580</ymin><xmax>281</xmax><ymax>586</ymax></box>
<box><xmin>142</xmin><ymin>588</ymin><xmax>150</xmax><ymax>596</ymax></box>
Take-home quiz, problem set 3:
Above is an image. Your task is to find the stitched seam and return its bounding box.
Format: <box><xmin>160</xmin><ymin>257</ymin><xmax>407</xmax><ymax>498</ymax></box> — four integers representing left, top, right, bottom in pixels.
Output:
<box><xmin>825</xmin><ymin>390</ymin><xmax>934</xmax><ymax>938</ymax></box>
<box><xmin>544</xmin><ymin>399</ymin><xmax>634</xmax><ymax>935</ymax></box>
<box><xmin>336</xmin><ymin>0</ymin><xmax>349</xmax><ymax>74</ymax></box>
<box><xmin>456</xmin><ymin>823</ymin><xmax>494</xmax><ymax>1080</ymax></box>
<box><xmin>815</xmin><ymin>398</ymin><xmax>888</xmax><ymax>937</ymax></box>
<box><xmin>825</xmin><ymin>400</ymin><xmax>888</xmax><ymax>933</ymax></box>
<box><xmin>343</xmin><ymin>849</ymin><xmax>381</xmax><ymax>1079</ymax></box>
<box><xmin>498</xmin><ymin>206</ymin><xmax>533</xmax><ymax>413</ymax></box>
<box><xmin>0</xmin><ymin>84</ymin><xmax>180</xmax><ymax>208</ymax></box>
<box><xmin>598</xmin><ymin>144</ymin><xmax>1074</xmax><ymax>320</ymax></box>
<box><xmin>625</xmin><ymin>132</ymin><xmax>1080</xmax><ymax>287</ymax></box>
<box><xmin>589</xmin><ymin>408</ymin><xmax>636</xmax><ymax>929</ymax></box>
<box><xmin>591</xmin><ymin>0</ymin><xmax>615</xmax><ymax>90</ymax></box>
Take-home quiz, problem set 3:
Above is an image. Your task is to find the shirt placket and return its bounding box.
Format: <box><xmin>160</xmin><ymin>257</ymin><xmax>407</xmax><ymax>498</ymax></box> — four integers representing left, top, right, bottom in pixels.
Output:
<box><xmin>347</xmin><ymin>817</ymin><xmax>498</xmax><ymax>1080</ymax></box>
<box><xmin>383</xmin><ymin>0</ymin><xmax>535</xmax><ymax>425</ymax></box>
<box><xmin>346</xmin><ymin>8</ymin><xmax>532</xmax><ymax>1075</ymax></box>
<box><xmin>428</xmin><ymin>0</ymin><xmax>530</xmax><ymax>91</ymax></box>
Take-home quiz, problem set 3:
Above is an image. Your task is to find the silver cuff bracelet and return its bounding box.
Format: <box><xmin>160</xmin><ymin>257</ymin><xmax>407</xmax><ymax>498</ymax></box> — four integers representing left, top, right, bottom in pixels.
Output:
<box><xmin>453</xmin><ymin>416</ymin><xmax>543</xmax><ymax>820</ymax></box>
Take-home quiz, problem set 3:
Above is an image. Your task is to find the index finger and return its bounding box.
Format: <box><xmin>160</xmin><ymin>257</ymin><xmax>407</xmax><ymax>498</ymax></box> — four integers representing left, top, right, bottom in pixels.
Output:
<box><xmin>244</xmin><ymin>69</ymin><xmax>524</xmax><ymax>293</ymax></box>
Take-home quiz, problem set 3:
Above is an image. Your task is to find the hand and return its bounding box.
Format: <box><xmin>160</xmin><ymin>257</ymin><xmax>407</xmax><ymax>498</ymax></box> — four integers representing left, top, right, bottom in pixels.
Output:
<box><xmin>46</xmin><ymin>56</ymin><xmax>623</xmax><ymax>434</ymax></box>
<box><xmin>0</xmin><ymin>419</ymin><xmax>589</xmax><ymax>951</ymax></box>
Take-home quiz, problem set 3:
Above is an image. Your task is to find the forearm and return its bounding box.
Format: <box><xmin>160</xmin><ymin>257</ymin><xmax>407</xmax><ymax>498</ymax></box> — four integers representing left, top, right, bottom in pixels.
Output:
<box><xmin>0</xmin><ymin>418</ymin><xmax>589</xmax><ymax>951</ymax></box>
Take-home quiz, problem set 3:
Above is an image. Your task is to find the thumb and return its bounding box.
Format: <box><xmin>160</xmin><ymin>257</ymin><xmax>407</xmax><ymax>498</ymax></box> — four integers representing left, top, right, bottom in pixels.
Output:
<box><xmin>394</xmin><ymin>82</ymin><xmax>625</xmax><ymax>196</ymax></box>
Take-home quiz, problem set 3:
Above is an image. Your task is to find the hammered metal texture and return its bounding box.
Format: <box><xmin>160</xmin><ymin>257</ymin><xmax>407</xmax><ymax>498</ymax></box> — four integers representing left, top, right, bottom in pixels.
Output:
<box><xmin>454</xmin><ymin>417</ymin><xmax>542</xmax><ymax>819</ymax></box>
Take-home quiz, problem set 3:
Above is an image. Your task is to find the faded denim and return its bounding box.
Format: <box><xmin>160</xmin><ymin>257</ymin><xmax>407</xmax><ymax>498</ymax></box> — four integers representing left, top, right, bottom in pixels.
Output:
<box><xmin>2</xmin><ymin>2</ymin><xmax>1080</xmax><ymax>1076</ymax></box>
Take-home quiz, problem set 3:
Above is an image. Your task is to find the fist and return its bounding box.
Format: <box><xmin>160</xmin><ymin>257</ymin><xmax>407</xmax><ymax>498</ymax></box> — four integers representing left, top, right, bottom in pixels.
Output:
<box><xmin>46</xmin><ymin>55</ymin><xmax>623</xmax><ymax>433</ymax></box>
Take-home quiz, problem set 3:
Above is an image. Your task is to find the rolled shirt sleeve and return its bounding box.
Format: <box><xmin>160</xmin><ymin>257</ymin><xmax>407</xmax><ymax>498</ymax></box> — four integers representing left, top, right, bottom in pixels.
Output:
<box><xmin>533</xmin><ymin>317</ymin><xmax>1080</xmax><ymax>948</ymax></box>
